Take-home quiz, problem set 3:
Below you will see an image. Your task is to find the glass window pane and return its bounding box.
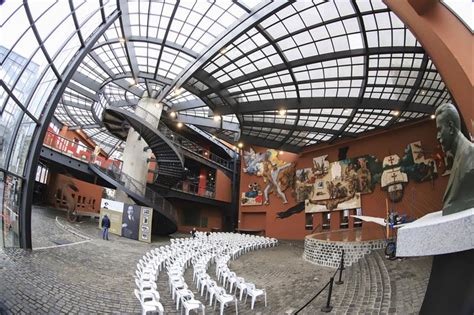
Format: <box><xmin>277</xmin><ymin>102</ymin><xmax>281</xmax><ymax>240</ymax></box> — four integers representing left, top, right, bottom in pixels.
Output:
<box><xmin>8</xmin><ymin>115</ymin><xmax>36</xmax><ymax>176</ymax></box>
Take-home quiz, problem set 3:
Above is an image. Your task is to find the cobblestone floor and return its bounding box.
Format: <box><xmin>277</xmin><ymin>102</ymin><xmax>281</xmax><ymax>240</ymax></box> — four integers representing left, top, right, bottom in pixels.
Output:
<box><xmin>0</xmin><ymin>207</ymin><xmax>432</xmax><ymax>314</ymax></box>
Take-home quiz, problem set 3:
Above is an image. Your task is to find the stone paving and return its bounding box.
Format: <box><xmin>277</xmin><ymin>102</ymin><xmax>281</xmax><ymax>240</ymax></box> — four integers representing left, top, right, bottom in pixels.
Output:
<box><xmin>0</xmin><ymin>207</ymin><xmax>432</xmax><ymax>314</ymax></box>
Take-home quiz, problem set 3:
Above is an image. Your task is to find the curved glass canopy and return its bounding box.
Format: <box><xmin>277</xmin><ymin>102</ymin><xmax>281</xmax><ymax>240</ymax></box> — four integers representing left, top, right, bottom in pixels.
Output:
<box><xmin>1</xmin><ymin>0</ymin><xmax>452</xmax><ymax>179</ymax></box>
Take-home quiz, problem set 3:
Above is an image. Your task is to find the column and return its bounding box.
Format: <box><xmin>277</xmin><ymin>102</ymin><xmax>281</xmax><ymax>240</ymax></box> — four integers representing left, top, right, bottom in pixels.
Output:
<box><xmin>116</xmin><ymin>96</ymin><xmax>163</xmax><ymax>203</ymax></box>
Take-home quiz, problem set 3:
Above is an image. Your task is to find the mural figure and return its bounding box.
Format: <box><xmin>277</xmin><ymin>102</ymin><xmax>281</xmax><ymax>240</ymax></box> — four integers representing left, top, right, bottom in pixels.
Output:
<box><xmin>241</xmin><ymin>182</ymin><xmax>263</xmax><ymax>206</ymax></box>
<box><xmin>242</xmin><ymin>148</ymin><xmax>265</xmax><ymax>176</ymax></box>
<box><xmin>242</xmin><ymin>147</ymin><xmax>296</xmax><ymax>205</ymax></box>
<box><xmin>294</xmin><ymin>168</ymin><xmax>314</xmax><ymax>202</ymax></box>
<box><xmin>312</xmin><ymin>155</ymin><xmax>329</xmax><ymax>177</ymax></box>
<box><xmin>400</xmin><ymin>141</ymin><xmax>438</xmax><ymax>183</ymax></box>
<box><xmin>381</xmin><ymin>154</ymin><xmax>408</xmax><ymax>203</ymax></box>
<box><xmin>263</xmin><ymin>161</ymin><xmax>295</xmax><ymax>205</ymax></box>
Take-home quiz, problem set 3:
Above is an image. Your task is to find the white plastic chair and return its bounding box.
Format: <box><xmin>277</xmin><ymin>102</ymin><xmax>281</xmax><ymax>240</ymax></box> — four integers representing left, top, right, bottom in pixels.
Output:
<box><xmin>134</xmin><ymin>289</ymin><xmax>164</xmax><ymax>315</ymax></box>
<box><xmin>181</xmin><ymin>295</ymin><xmax>205</xmax><ymax>315</ymax></box>
<box><xmin>244</xmin><ymin>283</ymin><xmax>267</xmax><ymax>310</ymax></box>
<box><xmin>214</xmin><ymin>287</ymin><xmax>238</xmax><ymax>315</ymax></box>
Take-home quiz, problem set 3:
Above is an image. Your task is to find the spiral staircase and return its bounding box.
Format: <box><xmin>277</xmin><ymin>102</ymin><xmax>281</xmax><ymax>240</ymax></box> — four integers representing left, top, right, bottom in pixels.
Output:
<box><xmin>102</xmin><ymin>107</ymin><xmax>185</xmax><ymax>187</ymax></box>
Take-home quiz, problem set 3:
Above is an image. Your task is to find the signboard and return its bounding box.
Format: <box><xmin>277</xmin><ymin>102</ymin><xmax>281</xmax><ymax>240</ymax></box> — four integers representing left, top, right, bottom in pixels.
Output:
<box><xmin>100</xmin><ymin>198</ymin><xmax>154</xmax><ymax>242</ymax></box>
<box><xmin>99</xmin><ymin>198</ymin><xmax>123</xmax><ymax>236</ymax></box>
<box><xmin>139</xmin><ymin>207</ymin><xmax>153</xmax><ymax>243</ymax></box>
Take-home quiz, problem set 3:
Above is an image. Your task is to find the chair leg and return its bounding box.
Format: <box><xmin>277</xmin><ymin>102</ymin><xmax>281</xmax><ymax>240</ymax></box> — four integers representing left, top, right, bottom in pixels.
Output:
<box><xmin>265</xmin><ymin>292</ymin><xmax>267</xmax><ymax>307</ymax></box>
<box><xmin>251</xmin><ymin>296</ymin><xmax>256</xmax><ymax>310</ymax></box>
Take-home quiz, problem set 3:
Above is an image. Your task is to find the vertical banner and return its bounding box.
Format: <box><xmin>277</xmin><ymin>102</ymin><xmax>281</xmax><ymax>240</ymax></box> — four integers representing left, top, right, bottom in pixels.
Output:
<box><xmin>139</xmin><ymin>207</ymin><xmax>153</xmax><ymax>243</ymax></box>
<box><xmin>121</xmin><ymin>204</ymin><xmax>141</xmax><ymax>240</ymax></box>
<box><xmin>99</xmin><ymin>199</ymin><xmax>123</xmax><ymax>236</ymax></box>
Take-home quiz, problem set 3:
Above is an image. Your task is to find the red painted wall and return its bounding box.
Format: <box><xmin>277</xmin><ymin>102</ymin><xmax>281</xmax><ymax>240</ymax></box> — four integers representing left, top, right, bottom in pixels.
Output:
<box><xmin>238</xmin><ymin>119</ymin><xmax>449</xmax><ymax>240</ymax></box>
<box><xmin>173</xmin><ymin>199</ymin><xmax>223</xmax><ymax>233</ymax></box>
<box><xmin>215</xmin><ymin>170</ymin><xmax>232</xmax><ymax>203</ymax></box>
<box><xmin>46</xmin><ymin>173</ymin><xmax>104</xmax><ymax>213</ymax></box>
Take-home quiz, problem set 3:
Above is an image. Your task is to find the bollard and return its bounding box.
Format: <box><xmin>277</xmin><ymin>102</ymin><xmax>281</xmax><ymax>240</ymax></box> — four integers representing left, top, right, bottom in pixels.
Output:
<box><xmin>321</xmin><ymin>277</ymin><xmax>334</xmax><ymax>312</ymax></box>
<box><xmin>335</xmin><ymin>250</ymin><xmax>344</xmax><ymax>285</ymax></box>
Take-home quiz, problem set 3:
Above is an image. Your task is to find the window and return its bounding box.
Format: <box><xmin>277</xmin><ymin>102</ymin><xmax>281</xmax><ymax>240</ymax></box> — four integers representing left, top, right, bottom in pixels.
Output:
<box><xmin>322</xmin><ymin>212</ymin><xmax>330</xmax><ymax>230</ymax></box>
<box><xmin>340</xmin><ymin>209</ymin><xmax>349</xmax><ymax>229</ymax></box>
<box><xmin>354</xmin><ymin>208</ymin><xmax>363</xmax><ymax>228</ymax></box>
<box><xmin>305</xmin><ymin>213</ymin><xmax>313</xmax><ymax>230</ymax></box>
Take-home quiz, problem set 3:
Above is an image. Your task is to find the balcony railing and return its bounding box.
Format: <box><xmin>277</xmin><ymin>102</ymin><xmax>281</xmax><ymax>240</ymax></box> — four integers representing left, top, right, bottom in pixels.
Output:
<box><xmin>43</xmin><ymin>130</ymin><xmax>123</xmax><ymax>171</ymax></box>
<box><xmin>172</xmin><ymin>181</ymin><xmax>216</xmax><ymax>199</ymax></box>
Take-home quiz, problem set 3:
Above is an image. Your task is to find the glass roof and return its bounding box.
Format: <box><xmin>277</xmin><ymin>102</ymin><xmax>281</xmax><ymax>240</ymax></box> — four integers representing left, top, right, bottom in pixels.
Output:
<box><xmin>1</xmin><ymin>0</ymin><xmax>452</xmax><ymax>156</ymax></box>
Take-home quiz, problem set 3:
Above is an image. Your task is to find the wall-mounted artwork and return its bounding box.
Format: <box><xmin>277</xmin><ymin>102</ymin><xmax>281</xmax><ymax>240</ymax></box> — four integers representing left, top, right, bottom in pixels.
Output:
<box><xmin>400</xmin><ymin>141</ymin><xmax>438</xmax><ymax>182</ymax></box>
<box><xmin>305</xmin><ymin>193</ymin><xmax>361</xmax><ymax>213</ymax></box>
<box><xmin>242</xmin><ymin>148</ymin><xmax>296</xmax><ymax>205</ymax></box>
<box><xmin>381</xmin><ymin>154</ymin><xmax>408</xmax><ymax>203</ymax></box>
<box><xmin>312</xmin><ymin>155</ymin><xmax>329</xmax><ymax>177</ymax></box>
<box><xmin>294</xmin><ymin>168</ymin><xmax>315</xmax><ymax>202</ymax></box>
<box><xmin>241</xmin><ymin>182</ymin><xmax>263</xmax><ymax>206</ymax></box>
<box><xmin>303</xmin><ymin>155</ymin><xmax>381</xmax><ymax>213</ymax></box>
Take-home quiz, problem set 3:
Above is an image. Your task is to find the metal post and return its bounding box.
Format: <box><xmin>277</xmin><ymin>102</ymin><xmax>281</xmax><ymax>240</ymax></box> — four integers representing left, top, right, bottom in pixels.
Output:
<box><xmin>336</xmin><ymin>250</ymin><xmax>344</xmax><ymax>285</ymax></box>
<box><xmin>321</xmin><ymin>277</ymin><xmax>334</xmax><ymax>312</ymax></box>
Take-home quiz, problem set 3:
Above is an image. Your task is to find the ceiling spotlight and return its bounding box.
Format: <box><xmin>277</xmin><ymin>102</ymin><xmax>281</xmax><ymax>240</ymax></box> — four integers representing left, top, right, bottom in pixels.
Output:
<box><xmin>212</xmin><ymin>135</ymin><xmax>216</xmax><ymax>139</ymax></box>
<box><xmin>204</xmin><ymin>151</ymin><xmax>208</xmax><ymax>156</ymax></box>
<box><xmin>431</xmin><ymin>114</ymin><xmax>436</xmax><ymax>119</ymax></box>
<box><xmin>174</xmin><ymin>87</ymin><xmax>184</xmax><ymax>95</ymax></box>
<box><xmin>119</xmin><ymin>37</ymin><xmax>126</xmax><ymax>44</ymax></box>
<box><xmin>213</xmin><ymin>115</ymin><xmax>221</xmax><ymax>121</ymax></box>
<box><xmin>278</xmin><ymin>109</ymin><xmax>287</xmax><ymax>116</ymax></box>
<box><xmin>279</xmin><ymin>150</ymin><xmax>284</xmax><ymax>155</ymax></box>
<box><xmin>392</xmin><ymin>111</ymin><xmax>400</xmax><ymax>117</ymax></box>
<box><xmin>169</xmin><ymin>111</ymin><xmax>177</xmax><ymax>118</ymax></box>
<box><xmin>177</xmin><ymin>122</ymin><xmax>183</xmax><ymax>128</ymax></box>
<box><xmin>220</xmin><ymin>46</ymin><xmax>230</xmax><ymax>54</ymax></box>
<box><xmin>237</xmin><ymin>142</ymin><xmax>243</xmax><ymax>148</ymax></box>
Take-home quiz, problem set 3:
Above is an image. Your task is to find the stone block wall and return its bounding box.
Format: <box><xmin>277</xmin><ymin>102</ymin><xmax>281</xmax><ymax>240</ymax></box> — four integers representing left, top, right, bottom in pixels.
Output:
<box><xmin>303</xmin><ymin>236</ymin><xmax>385</xmax><ymax>268</ymax></box>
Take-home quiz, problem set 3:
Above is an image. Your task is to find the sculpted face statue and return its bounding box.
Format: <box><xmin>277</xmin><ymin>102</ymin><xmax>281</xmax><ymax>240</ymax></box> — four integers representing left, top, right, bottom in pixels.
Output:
<box><xmin>435</xmin><ymin>104</ymin><xmax>461</xmax><ymax>154</ymax></box>
<box><xmin>434</xmin><ymin>103</ymin><xmax>474</xmax><ymax>216</ymax></box>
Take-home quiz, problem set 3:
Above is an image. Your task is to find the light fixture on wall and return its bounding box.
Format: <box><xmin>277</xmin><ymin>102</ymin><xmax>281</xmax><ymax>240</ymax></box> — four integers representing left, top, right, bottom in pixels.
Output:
<box><xmin>430</xmin><ymin>114</ymin><xmax>436</xmax><ymax>119</ymax></box>
<box><xmin>177</xmin><ymin>122</ymin><xmax>183</xmax><ymax>128</ymax></box>
<box><xmin>279</xmin><ymin>150</ymin><xmax>284</xmax><ymax>155</ymax></box>
<box><xmin>237</xmin><ymin>142</ymin><xmax>243</xmax><ymax>148</ymax></box>
<box><xmin>169</xmin><ymin>111</ymin><xmax>177</xmax><ymax>118</ymax></box>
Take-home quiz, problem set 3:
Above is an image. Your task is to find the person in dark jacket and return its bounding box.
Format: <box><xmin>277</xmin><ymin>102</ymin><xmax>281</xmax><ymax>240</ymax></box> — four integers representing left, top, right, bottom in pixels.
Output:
<box><xmin>101</xmin><ymin>214</ymin><xmax>111</xmax><ymax>240</ymax></box>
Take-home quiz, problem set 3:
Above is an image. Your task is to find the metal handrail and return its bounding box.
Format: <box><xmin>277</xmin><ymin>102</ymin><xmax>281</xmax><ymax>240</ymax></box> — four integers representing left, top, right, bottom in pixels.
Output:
<box><xmin>104</xmin><ymin>104</ymin><xmax>234</xmax><ymax>170</ymax></box>
<box><xmin>294</xmin><ymin>250</ymin><xmax>345</xmax><ymax>314</ymax></box>
<box><xmin>92</xmin><ymin>162</ymin><xmax>177</xmax><ymax>222</ymax></box>
<box><xmin>172</xmin><ymin>180</ymin><xmax>216</xmax><ymax>199</ymax></box>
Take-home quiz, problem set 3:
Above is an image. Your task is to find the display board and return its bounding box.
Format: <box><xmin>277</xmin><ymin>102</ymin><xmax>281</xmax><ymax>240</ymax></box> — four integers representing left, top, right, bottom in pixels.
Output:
<box><xmin>99</xmin><ymin>199</ymin><xmax>124</xmax><ymax>236</ymax></box>
<box><xmin>99</xmin><ymin>199</ymin><xmax>153</xmax><ymax>242</ymax></box>
<box><xmin>139</xmin><ymin>207</ymin><xmax>153</xmax><ymax>243</ymax></box>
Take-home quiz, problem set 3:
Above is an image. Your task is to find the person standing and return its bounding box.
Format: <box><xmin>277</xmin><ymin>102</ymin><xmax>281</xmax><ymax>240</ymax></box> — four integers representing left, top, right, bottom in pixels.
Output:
<box><xmin>101</xmin><ymin>214</ymin><xmax>111</xmax><ymax>240</ymax></box>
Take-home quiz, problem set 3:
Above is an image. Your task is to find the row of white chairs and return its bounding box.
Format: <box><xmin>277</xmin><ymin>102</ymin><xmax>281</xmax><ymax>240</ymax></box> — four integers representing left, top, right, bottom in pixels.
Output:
<box><xmin>134</xmin><ymin>232</ymin><xmax>277</xmax><ymax>314</ymax></box>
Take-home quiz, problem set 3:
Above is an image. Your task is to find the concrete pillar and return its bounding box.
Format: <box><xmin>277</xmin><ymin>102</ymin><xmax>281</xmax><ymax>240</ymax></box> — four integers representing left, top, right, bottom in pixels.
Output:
<box><xmin>116</xmin><ymin>96</ymin><xmax>163</xmax><ymax>203</ymax></box>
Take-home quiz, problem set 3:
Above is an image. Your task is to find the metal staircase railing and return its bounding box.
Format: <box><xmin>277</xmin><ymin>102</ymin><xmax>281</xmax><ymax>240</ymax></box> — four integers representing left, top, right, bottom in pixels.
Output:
<box><xmin>158</xmin><ymin>123</ymin><xmax>234</xmax><ymax>171</ymax></box>
<box><xmin>92</xmin><ymin>162</ymin><xmax>177</xmax><ymax>223</ymax></box>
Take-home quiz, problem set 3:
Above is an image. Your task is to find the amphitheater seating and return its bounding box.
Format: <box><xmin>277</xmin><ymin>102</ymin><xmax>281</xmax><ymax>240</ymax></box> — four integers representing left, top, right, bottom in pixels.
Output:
<box><xmin>133</xmin><ymin>231</ymin><xmax>278</xmax><ymax>314</ymax></box>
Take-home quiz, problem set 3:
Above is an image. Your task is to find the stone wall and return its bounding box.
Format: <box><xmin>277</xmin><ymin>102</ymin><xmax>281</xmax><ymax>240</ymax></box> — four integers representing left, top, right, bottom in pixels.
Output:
<box><xmin>303</xmin><ymin>235</ymin><xmax>385</xmax><ymax>268</ymax></box>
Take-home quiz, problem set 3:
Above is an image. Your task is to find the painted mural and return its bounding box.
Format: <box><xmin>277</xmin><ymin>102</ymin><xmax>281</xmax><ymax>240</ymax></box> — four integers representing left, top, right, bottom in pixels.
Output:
<box><xmin>400</xmin><ymin>141</ymin><xmax>438</xmax><ymax>183</ymax></box>
<box><xmin>241</xmin><ymin>182</ymin><xmax>263</xmax><ymax>206</ymax></box>
<box><xmin>242</xmin><ymin>148</ymin><xmax>296</xmax><ymax>205</ymax></box>
<box><xmin>304</xmin><ymin>155</ymin><xmax>382</xmax><ymax>212</ymax></box>
<box><xmin>381</xmin><ymin>154</ymin><xmax>408</xmax><ymax>203</ymax></box>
